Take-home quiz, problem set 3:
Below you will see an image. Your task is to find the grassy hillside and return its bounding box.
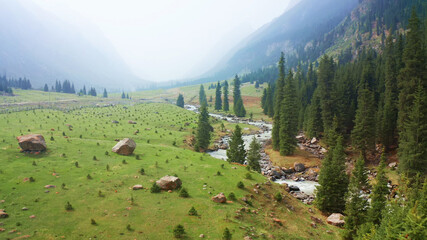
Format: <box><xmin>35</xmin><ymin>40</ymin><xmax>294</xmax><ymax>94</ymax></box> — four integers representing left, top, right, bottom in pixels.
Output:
<box><xmin>0</xmin><ymin>102</ymin><xmax>341</xmax><ymax>239</ymax></box>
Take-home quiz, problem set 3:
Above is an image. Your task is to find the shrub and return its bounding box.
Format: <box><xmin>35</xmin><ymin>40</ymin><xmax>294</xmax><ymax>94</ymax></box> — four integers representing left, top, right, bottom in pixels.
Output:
<box><xmin>122</xmin><ymin>159</ymin><xmax>127</xmax><ymax>164</ymax></box>
<box><xmin>150</xmin><ymin>182</ymin><xmax>161</xmax><ymax>193</ymax></box>
<box><xmin>98</xmin><ymin>190</ymin><xmax>105</xmax><ymax>198</ymax></box>
<box><xmin>228</xmin><ymin>192</ymin><xmax>236</xmax><ymax>201</ymax></box>
<box><xmin>29</xmin><ymin>177</ymin><xmax>35</xmax><ymax>182</ymax></box>
<box><xmin>65</xmin><ymin>201</ymin><xmax>74</xmax><ymax>211</ymax></box>
<box><xmin>188</xmin><ymin>206</ymin><xmax>198</xmax><ymax>216</ymax></box>
<box><xmin>223</xmin><ymin>228</ymin><xmax>232</xmax><ymax>240</ymax></box>
<box><xmin>106</xmin><ymin>164</ymin><xmax>110</xmax><ymax>171</ymax></box>
<box><xmin>173</xmin><ymin>224</ymin><xmax>186</xmax><ymax>238</ymax></box>
<box><xmin>75</xmin><ymin>161</ymin><xmax>79</xmax><ymax>168</ymax></box>
<box><xmin>217</xmin><ymin>171</ymin><xmax>222</xmax><ymax>176</ymax></box>
<box><xmin>237</xmin><ymin>181</ymin><xmax>244</xmax><ymax>189</ymax></box>
<box><xmin>91</xmin><ymin>219</ymin><xmax>97</xmax><ymax>225</ymax></box>
<box><xmin>275</xmin><ymin>192</ymin><xmax>283</xmax><ymax>202</ymax></box>
<box><xmin>87</xmin><ymin>174</ymin><xmax>92</xmax><ymax>180</ymax></box>
<box><xmin>126</xmin><ymin>224</ymin><xmax>133</xmax><ymax>231</ymax></box>
<box><xmin>245</xmin><ymin>173</ymin><xmax>252</xmax><ymax>180</ymax></box>
<box><xmin>32</xmin><ymin>161</ymin><xmax>37</xmax><ymax>166</ymax></box>
<box><xmin>139</xmin><ymin>168</ymin><xmax>145</xmax><ymax>175</ymax></box>
<box><xmin>105</xmin><ymin>151</ymin><xmax>109</xmax><ymax>156</ymax></box>
<box><xmin>93</xmin><ymin>156</ymin><xmax>97</xmax><ymax>161</ymax></box>
<box><xmin>179</xmin><ymin>188</ymin><xmax>189</xmax><ymax>198</ymax></box>
<box><xmin>136</xmin><ymin>154</ymin><xmax>141</xmax><ymax>160</ymax></box>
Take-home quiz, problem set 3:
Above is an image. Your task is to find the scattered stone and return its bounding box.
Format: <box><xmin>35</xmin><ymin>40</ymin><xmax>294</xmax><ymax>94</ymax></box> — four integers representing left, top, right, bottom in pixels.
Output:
<box><xmin>128</xmin><ymin>120</ymin><xmax>137</xmax><ymax>124</ymax></box>
<box><xmin>0</xmin><ymin>228</ymin><xmax>5</xmax><ymax>232</ymax></box>
<box><xmin>388</xmin><ymin>162</ymin><xmax>397</xmax><ymax>169</ymax></box>
<box><xmin>326</xmin><ymin>230</ymin><xmax>333</xmax><ymax>234</ymax></box>
<box><xmin>212</xmin><ymin>193</ymin><xmax>227</xmax><ymax>203</ymax></box>
<box><xmin>21</xmin><ymin>207</ymin><xmax>28</xmax><ymax>211</ymax></box>
<box><xmin>168</xmin><ymin>190</ymin><xmax>172</xmax><ymax>193</ymax></box>
<box><xmin>310</xmin><ymin>137</ymin><xmax>318</xmax><ymax>144</ymax></box>
<box><xmin>199</xmin><ymin>234</ymin><xmax>205</xmax><ymax>238</ymax></box>
<box><xmin>293</xmin><ymin>162</ymin><xmax>306</xmax><ymax>172</ymax></box>
<box><xmin>327</xmin><ymin>213</ymin><xmax>345</xmax><ymax>226</ymax></box>
<box><xmin>44</xmin><ymin>185</ymin><xmax>56</xmax><ymax>189</ymax></box>
<box><xmin>310</xmin><ymin>216</ymin><xmax>323</xmax><ymax>224</ymax></box>
<box><xmin>310</xmin><ymin>222</ymin><xmax>317</xmax><ymax>228</ymax></box>
<box><xmin>44</xmin><ymin>190</ymin><xmax>50</xmax><ymax>193</ymax></box>
<box><xmin>132</xmin><ymin>185</ymin><xmax>143</xmax><ymax>190</ymax></box>
<box><xmin>272</xmin><ymin>218</ymin><xmax>282</xmax><ymax>225</ymax></box>
<box><xmin>156</xmin><ymin>176</ymin><xmax>182</xmax><ymax>190</ymax></box>
<box><xmin>16</xmin><ymin>134</ymin><xmax>47</xmax><ymax>151</ymax></box>
<box><xmin>288</xmin><ymin>185</ymin><xmax>300</xmax><ymax>191</ymax></box>
<box><xmin>0</xmin><ymin>210</ymin><xmax>8</xmax><ymax>218</ymax></box>
<box><xmin>244</xmin><ymin>236</ymin><xmax>253</xmax><ymax>240</ymax></box>
<box><xmin>112</xmin><ymin>138</ymin><xmax>136</xmax><ymax>156</ymax></box>
<box><xmin>29</xmin><ymin>215</ymin><xmax>36</xmax><ymax>219</ymax></box>
<box><xmin>112</xmin><ymin>120</ymin><xmax>119</xmax><ymax>124</ymax></box>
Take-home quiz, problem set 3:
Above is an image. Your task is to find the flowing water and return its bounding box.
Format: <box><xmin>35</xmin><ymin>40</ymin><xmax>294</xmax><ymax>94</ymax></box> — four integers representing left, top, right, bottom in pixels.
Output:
<box><xmin>185</xmin><ymin>104</ymin><xmax>318</xmax><ymax>196</ymax></box>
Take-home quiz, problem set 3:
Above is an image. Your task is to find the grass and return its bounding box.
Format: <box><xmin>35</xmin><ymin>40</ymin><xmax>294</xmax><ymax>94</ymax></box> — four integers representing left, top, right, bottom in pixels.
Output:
<box><xmin>266</xmin><ymin>145</ymin><xmax>322</xmax><ymax>169</ymax></box>
<box><xmin>0</xmin><ymin>102</ymin><xmax>341</xmax><ymax>239</ymax></box>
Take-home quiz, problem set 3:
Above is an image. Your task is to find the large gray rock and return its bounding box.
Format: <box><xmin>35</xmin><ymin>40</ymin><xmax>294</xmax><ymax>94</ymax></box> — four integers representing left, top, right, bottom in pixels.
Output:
<box><xmin>156</xmin><ymin>176</ymin><xmax>182</xmax><ymax>190</ymax></box>
<box><xmin>112</xmin><ymin>138</ymin><xmax>136</xmax><ymax>155</ymax></box>
<box><xmin>327</xmin><ymin>213</ymin><xmax>345</xmax><ymax>226</ymax></box>
<box><xmin>16</xmin><ymin>134</ymin><xmax>47</xmax><ymax>151</ymax></box>
<box><xmin>294</xmin><ymin>162</ymin><xmax>306</xmax><ymax>172</ymax></box>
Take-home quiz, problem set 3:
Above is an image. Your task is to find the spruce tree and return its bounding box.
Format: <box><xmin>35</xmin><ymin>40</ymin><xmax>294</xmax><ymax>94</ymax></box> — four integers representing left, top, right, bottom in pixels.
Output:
<box><xmin>306</xmin><ymin>89</ymin><xmax>323</xmax><ymax>138</ymax></box>
<box><xmin>247</xmin><ymin>137</ymin><xmax>261</xmax><ymax>172</ymax></box>
<box><xmin>317</xmin><ymin>55</ymin><xmax>335</xmax><ymax>133</ymax></box>
<box><xmin>266</xmin><ymin>84</ymin><xmax>274</xmax><ymax>117</ymax></box>
<box><xmin>344</xmin><ymin>154</ymin><xmax>369</xmax><ymax>239</ymax></box>
<box><xmin>261</xmin><ymin>88</ymin><xmax>267</xmax><ymax>111</ymax></box>
<box><xmin>176</xmin><ymin>94</ymin><xmax>184</xmax><ymax>108</ymax></box>
<box><xmin>194</xmin><ymin>105</ymin><xmax>211</xmax><ymax>152</ymax></box>
<box><xmin>279</xmin><ymin>70</ymin><xmax>298</xmax><ymax>156</ymax></box>
<box><xmin>215</xmin><ymin>81</ymin><xmax>222</xmax><ymax>110</ymax></box>
<box><xmin>398</xmin><ymin>83</ymin><xmax>427</xmax><ymax>175</ymax></box>
<box><xmin>398</xmin><ymin>9</ymin><xmax>426</xmax><ymax>132</ymax></box>
<box><xmin>103</xmin><ymin>88</ymin><xmax>108</xmax><ymax>98</ymax></box>
<box><xmin>233</xmin><ymin>75</ymin><xmax>246</xmax><ymax>117</ymax></box>
<box><xmin>199</xmin><ymin>84</ymin><xmax>207</xmax><ymax>106</ymax></box>
<box><xmin>223</xmin><ymin>80</ymin><xmax>229</xmax><ymax>111</ymax></box>
<box><xmin>315</xmin><ymin>136</ymin><xmax>349</xmax><ymax>213</ymax></box>
<box><xmin>226</xmin><ymin>125</ymin><xmax>246</xmax><ymax>163</ymax></box>
<box><xmin>351</xmin><ymin>55</ymin><xmax>376</xmax><ymax>154</ymax></box>
<box><xmin>381</xmin><ymin>34</ymin><xmax>398</xmax><ymax>149</ymax></box>
<box><xmin>43</xmin><ymin>84</ymin><xmax>49</xmax><ymax>92</ymax></box>
<box><xmin>367</xmin><ymin>152</ymin><xmax>389</xmax><ymax>225</ymax></box>
<box><xmin>272</xmin><ymin>52</ymin><xmax>285</xmax><ymax>151</ymax></box>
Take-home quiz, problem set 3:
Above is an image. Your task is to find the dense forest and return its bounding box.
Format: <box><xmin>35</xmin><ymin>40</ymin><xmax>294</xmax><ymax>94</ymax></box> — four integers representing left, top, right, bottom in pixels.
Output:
<box><xmin>261</xmin><ymin>8</ymin><xmax>426</xmax><ymax>239</ymax></box>
<box><xmin>0</xmin><ymin>76</ymin><xmax>32</xmax><ymax>95</ymax></box>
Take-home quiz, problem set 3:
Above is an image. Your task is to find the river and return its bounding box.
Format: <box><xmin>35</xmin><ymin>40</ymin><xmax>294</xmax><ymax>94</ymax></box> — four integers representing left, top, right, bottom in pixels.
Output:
<box><xmin>184</xmin><ymin>105</ymin><xmax>319</xmax><ymax>196</ymax></box>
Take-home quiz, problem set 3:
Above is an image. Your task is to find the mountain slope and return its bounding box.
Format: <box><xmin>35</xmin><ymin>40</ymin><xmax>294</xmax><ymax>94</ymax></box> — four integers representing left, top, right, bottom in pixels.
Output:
<box><xmin>204</xmin><ymin>0</ymin><xmax>358</xmax><ymax>80</ymax></box>
<box><xmin>0</xmin><ymin>0</ymin><xmax>144</xmax><ymax>89</ymax></box>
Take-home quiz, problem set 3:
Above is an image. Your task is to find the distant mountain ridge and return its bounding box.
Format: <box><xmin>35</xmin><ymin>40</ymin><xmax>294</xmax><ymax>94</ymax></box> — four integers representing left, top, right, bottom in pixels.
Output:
<box><xmin>0</xmin><ymin>0</ymin><xmax>144</xmax><ymax>90</ymax></box>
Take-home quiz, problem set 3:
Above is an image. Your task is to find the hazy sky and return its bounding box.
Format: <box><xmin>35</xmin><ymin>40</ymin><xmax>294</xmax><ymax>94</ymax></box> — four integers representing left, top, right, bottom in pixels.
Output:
<box><xmin>33</xmin><ymin>0</ymin><xmax>294</xmax><ymax>82</ymax></box>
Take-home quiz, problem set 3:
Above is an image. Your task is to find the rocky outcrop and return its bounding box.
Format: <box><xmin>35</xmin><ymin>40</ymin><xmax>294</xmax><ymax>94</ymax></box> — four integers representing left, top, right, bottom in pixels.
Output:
<box><xmin>112</xmin><ymin>138</ymin><xmax>136</xmax><ymax>155</ymax></box>
<box><xmin>212</xmin><ymin>193</ymin><xmax>227</xmax><ymax>203</ymax></box>
<box><xmin>327</xmin><ymin>213</ymin><xmax>345</xmax><ymax>226</ymax></box>
<box><xmin>156</xmin><ymin>176</ymin><xmax>182</xmax><ymax>190</ymax></box>
<box><xmin>16</xmin><ymin>134</ymin><xmax>47</xmax><ymax>151</ymax></box>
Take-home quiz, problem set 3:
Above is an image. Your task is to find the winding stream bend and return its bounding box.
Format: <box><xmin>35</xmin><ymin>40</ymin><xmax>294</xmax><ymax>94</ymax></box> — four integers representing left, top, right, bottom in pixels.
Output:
<box><xmin>185</xmin><ymin>105</ymin><xmax>319</xmax><ymax>196</ymax></box>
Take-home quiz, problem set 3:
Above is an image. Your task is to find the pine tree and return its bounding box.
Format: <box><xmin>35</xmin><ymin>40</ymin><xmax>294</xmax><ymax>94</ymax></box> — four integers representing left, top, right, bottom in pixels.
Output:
<box><xmin>223</xmin><ymin>80</ymin><xmax>229</xmax><ymax>111</ymax></box>
<box><xmin>226</xmin><ymin>125</ymin><xmax>246</xmax><ymax>163</ymax></box>
<box><xmin>103</xmin><ymin>88</ymin><xmax>108</xmax><ymax>98</ymax></box>
<box><xmin>367</xmin><ymin>152</ymin><xmax>389</xmax><ymax>225</ymax></box>
<box><xmin>176</xmin><ymin>94</ymin><xmax>184</xmax><ymax>108</ymax></box>
<box><xmin>315</xmin><ymin>136</ymin><xmax>349</xmax><ymax>213</ymax></box>
<box><xmin>121</xmin><ymin>92</ymin><xmax>126</xmax><ymax>99</ymax></box>
<box><xmin>279</xmin><ymin>70</ymin><xmax>298</xmax><ymax>156</ymax></box>
<box><xmin>199</xmin><ymin>85</ymin><xmax>207</xmax><ymax>106</ymax></box>
<box><xmin>43</xmin><ymin>84</ymin><xmax>49</xmax><ymax>92</ymax></box>
<box><xmin>247</xmin><ymin>137</ymin><xmax>261</xmax><ymax>172</ymax></box>
<box><xmin>398</xmin><ymin>9</ymin><xmax>426</xmax><ymax>132</ymax></box>
<box><xmin>317</xmin><ymin>55</ymin><xmax>335</xmax><ymax>133</ymax></box>
<box><xmin>266</xmin><ymin>84</ymin><xmax>274</xmax><ymax>117</ymax></box>
<box><xmin>272</xmin><ymin>52</ymin><xmax>286</xmax><ymax>151</ymax></box>
<box><xmin>398</xmin><ymin>83</ymin><xmax>427</xmax><ymax>175</ymax></box>
<box><xmin>344</xmin><ymin>154</ymin><xmax>369</xmax><ymax>239</ymax></box>
<box><xmin>215</xmin><ymin>81</ymin><xmax>222</xmax><ymax>110</ymax></box>
<box><xmin>381</xmin><ymin>34</ymin><xmax>398</xmax><ymax>149</ymax></box>
<box><xmin>351</xmin><ymin>55</ymin><xmax>376</xmax><ymax>154</ymax></box>
<box><xmin>233</xmin><ymin>75</ymin><xmax>246</xmax><ymax>117</ymax></box>
<box><xmin>261</xmin><ymin>88</ymin><xmax>267</xmax><ymax>111</ymax></box>
<box><xmin>306</xmin><ymin>89</ymin><xmax>323</xmax><ymax>138</ymax></box>
<box><xmin>194</xmin><ymin>105</ymin><xmax>211</xmax><ymax>152</ymax></box>
<box><xmin>82</xmin><ymin>85</ymin><xmax>87</xmax><ymax>95</ymax></box>
<box><xmin>222</xmin><ymin>228</ymin><xmax>232</xmax><ymax>240</ymax></box>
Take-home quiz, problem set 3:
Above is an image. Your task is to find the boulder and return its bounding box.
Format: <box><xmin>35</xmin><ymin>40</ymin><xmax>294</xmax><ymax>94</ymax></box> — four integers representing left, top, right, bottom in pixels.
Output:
<box><xmin>132</xmin><ymin>185</ymin><xmax>143</xmax><ymax>190</ymax></box>
<box><xmin>294</xmin><ymin>162</ymin><xmax>306</xmax><ymax>172</ymax></box>
<box><xmin>388</xmin><ymin>162</ymin><xmax>397</xmax><ymax>169</ymax></box>
<box><xmin>0</xmin><ymin>210</ymin><xmax>8</xmax><ymax>218</ymax></box>
<box><xmin>112</xmin><ymin>138</ymin><xmax>136</xmax><ymax>155</ymax></box>
<box><xmin>327</xmin><ymin>213</ymin><xmax>345</xmax><ymax>226</ymax></box>
<box><xmin>211</xmin><ymin>193</ymin><xmax>227</xmax><ymax>203</ymax></box>
<box><xmin>310</xmin><ymin>137</ymin><xmax>318</xmax><ymax>144</ymax></box>
<box><xmin>16</xmin><ymin>134</ymin><xmax>47</xmax><ymax>151</ymax></box>
<box><xmin>289</xmin><ymin>185</ymin><xmax>300</xmax><ymax>191</ymax></box>
<box><xmin>156</xmin><ymin>176</ymin><xmax>182</xmax><ymax>190</ymax></box>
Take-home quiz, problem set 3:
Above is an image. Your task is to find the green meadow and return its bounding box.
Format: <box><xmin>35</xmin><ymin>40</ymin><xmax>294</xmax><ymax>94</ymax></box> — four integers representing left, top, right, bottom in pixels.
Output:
<box><xmin>0</xmin><ymin>101</ymin><xmax>340</xmax><ymax>239</ymax></box>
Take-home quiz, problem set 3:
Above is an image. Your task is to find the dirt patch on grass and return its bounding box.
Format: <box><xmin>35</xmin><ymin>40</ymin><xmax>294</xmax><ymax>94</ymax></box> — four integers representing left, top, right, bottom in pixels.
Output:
<box><xmin>265</xmin><ymin>145</ymin><xmax>322</xmax><ymax>169</ymax></box>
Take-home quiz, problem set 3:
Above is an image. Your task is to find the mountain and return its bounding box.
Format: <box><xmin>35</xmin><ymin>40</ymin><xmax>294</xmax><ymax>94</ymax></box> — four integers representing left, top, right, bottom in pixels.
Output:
<box><xmin>202</xmin><ymin>0</ymin><xmax>359</xmax><ymax>80</ymax></box>
<box><xmin>0</xmin><ymin>0</ymin><xmax>144</xmax><ymax>90</ymax></box>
